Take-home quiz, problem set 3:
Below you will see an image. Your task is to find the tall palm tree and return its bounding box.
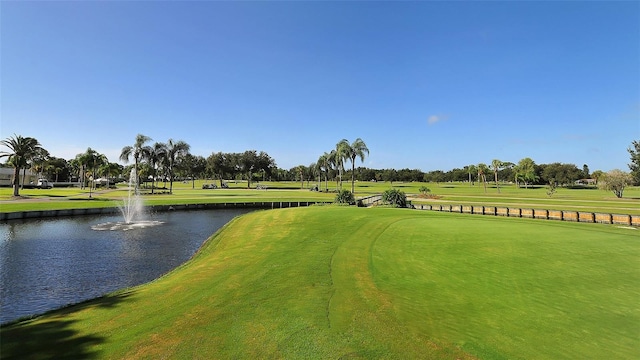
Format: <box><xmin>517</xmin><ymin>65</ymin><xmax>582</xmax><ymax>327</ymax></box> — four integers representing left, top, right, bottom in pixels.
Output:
<box><xmin>467</xmin><ymin>164</ymin><xmax>477</xmax><ymax>186</ymax></box>
<box><xmin>77</xmin><ymin>148</ymin><xmax>106</xmax><ymax>196</ymax></box>
<box><xmin>477</xmin><ymin>163</ymin><xmax>489</xmax><ymax>193</ymax></box>
<box><xmin>120</xmin><ymin>134</ymin><xmax>152</xmax><ymax>193</ymax></box>
<box><xmin>515</xmin><ymin>157</ymin><xmax>538</xmax><ymax>189</ymax></box>
<box><xmin>327</xmin><ymin>149</ymin><xmax>340</xmax><ymax>191</ymax></box>
<box><xmin>491</xmin><ymin>159</ymin><xmax>503</xmax><ymax>193</ymax></box>
<box><xmin>339</xmin><ymin>138</ymin><xmax>369</xmax><ymax>194</ymax></box>
<box><xmin>296</xmin><ymin>165</ymin><xmax>306</xmax><ymax>189</ymax></box>
<box><xmin>147</xmin><ymin>142</ymin><xmax>167</xmax><ymax>194</ymax></box>
<box><xmin>99</xmin><ymin>162</ymin><xmax>122</xmax><ymax>188</ymax></box>
<box><xmin>318</xmin><ymin>152</ymin><xmax>331</xmax><ymax>192</ymax></box>
<box><xmin>335</xmin><ymin>140</ymin><xmax>350</xmax><ymax>191</ymax></box>
<box><xmin>165</xmin><ymin>139</ymin><xmax>190</xmax><ymax>193</ymax></box>
<box><xmin>0</xmin><ymin>134</ymin><xmax>43</xmax><ymax>196</ymax></box>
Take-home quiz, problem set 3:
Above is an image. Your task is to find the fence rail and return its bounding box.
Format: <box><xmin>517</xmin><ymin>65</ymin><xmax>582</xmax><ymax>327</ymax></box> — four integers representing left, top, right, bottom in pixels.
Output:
<box><xmin>413</xmin><ymin>204</ymin><xmax>640</xmax><ymax>227</ymax></box>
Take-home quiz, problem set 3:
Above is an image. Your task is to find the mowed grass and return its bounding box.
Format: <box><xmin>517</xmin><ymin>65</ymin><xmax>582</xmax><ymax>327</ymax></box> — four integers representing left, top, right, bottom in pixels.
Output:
<box><xmin>1</xmin><ymin>180</ymin><xmax>638</xmax><ymax>214</ymax></box>
<box><xmin>2</xmin><ymin>207</ymin><xmax>638</xmax><ymax>359</ymax></box>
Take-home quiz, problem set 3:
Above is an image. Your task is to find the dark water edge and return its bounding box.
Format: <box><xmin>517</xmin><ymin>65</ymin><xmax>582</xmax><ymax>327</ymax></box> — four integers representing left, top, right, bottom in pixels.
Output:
<box><xmin>0</xmin><ymin>208</ymin><xmax>250</xmax><ymax>324</ymax></box>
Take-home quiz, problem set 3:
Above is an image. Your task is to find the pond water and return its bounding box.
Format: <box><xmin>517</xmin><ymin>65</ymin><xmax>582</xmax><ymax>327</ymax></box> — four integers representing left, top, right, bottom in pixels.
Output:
<box><xmin>0</xmin><ymin>209</ymin><xmax>250</xmax><ymax>324</ymax></box>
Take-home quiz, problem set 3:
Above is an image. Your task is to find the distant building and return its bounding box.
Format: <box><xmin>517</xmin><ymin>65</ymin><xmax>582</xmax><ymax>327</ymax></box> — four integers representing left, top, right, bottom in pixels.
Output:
<box><xmin>0</xmin><ymin>167</ymin><xmax>37</xmax><ymax>187</ymax></box>
<box><xmin>575</xmin><ymin>178</ymin><xmax>597</xmax><ymax>185</ymax></box>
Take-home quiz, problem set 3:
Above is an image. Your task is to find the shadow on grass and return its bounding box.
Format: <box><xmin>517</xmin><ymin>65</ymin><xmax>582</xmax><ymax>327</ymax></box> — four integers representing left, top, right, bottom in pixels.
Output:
<box><xmin>0</xmin><ymin>291</ymin><xmax>134</xmax><ymax>359</ymax></box>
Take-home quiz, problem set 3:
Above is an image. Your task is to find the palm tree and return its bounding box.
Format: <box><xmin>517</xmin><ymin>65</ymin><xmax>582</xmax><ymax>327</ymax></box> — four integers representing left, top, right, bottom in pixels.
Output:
<box><xmin>327</xmin><ymin>149</ymin><xmax>340</xmax><ymax>191</ymax></box>
<box><xmin>515</xmin><ymin>157</ymin><xmax>538</xmax><ymax>189</ymax></box>
<box><xmin>318</xmin><ymin>152</ymin><xmax>331</xmax><ymax>192</ymax></box>
<box><xmin>338</xmin><ymin>138</ymin><xmax>369</xmax><ymax>194</ymax></box>
<box><xmin>77</xmin><ymin>148</ymin><xmax>107</xmax><ymax>197</ymax></box>
<box><xmin>491</xmin><ymin>159</ymin><xmax>503</xmax><ymax>193</ymax></box>
<box><xmin>467</xmin><ymin>164</ymin><xmax>476</xmax><ymax>186</ymax></box>
<box><xmin>99</xmin><ymin>162</ymin><xmax>122</xmax><ymax>188</ymax></box>
<box><xmin>120</xmin><ymin>134</ymin><xmax>152</xmax><ymax>193</ymax></box>
<box><xmin>165</xmin><ymin>139</ymin><xmax>190</xmax><ymax>193</ymax></box>
<box><xmin>335</xmin><ymin>140</ymin><xmax>350</xmax><ymax>191</ymax></box>
<box><xmin>147</xmin><ymin>142</ymin><xmax>167</xmax><ymax>194</ymax></box>
<box><xmin>0</xmin><ymin>134</ymin><xmax>43</xmax><ymax>196</ymax></box>
<box><xmin>296</xmin><ymin>165</ymin><xmax>306</xmax><ymax>189</ymax></box>
<box><xmin>477</xmin><ymin>163</ymin><xmax>489</xmax><ymax>193</ymax></box>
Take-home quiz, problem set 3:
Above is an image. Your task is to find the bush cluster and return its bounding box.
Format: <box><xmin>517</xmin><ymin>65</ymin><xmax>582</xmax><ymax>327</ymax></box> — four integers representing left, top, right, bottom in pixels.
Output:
<box><xmin>334</xmin><ymin>189</ymin><xmax>355</xmax><ymax>205</ymax></box>
<box><xmin>382</xmin><ymin>188</ymin><xmax>407</xmax><ymax>208</ymax></box>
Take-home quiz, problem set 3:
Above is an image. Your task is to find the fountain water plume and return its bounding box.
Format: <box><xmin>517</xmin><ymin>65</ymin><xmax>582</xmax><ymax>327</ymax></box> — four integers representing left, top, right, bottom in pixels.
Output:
<box><xmin>92</xmin><ymin>168</ymin><xmax>163</xmax><ymax>231</ymax></box>
<box><xmin>119</xmin><ymin>168</ymin><xmax>144</xmax><ymax>224</ymax></box>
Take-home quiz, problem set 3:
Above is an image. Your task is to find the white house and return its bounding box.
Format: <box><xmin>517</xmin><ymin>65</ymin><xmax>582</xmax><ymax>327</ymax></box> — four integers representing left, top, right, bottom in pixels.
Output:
<box><xmin>0</xmin><ymin>167</ymin><xmax>37</xmax><ymax>187</ymax></box>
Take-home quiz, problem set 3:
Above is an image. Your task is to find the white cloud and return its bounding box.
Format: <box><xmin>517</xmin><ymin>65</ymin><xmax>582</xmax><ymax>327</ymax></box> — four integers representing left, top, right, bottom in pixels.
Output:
<box><xmin>427</xmin><ymin>114</ymin><xmax>449</xmax><ymax>125</ymax></box>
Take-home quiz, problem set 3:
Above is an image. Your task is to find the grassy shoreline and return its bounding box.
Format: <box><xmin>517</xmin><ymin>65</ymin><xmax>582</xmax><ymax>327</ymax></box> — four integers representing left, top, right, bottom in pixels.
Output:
<box><xmin>2</xmin><ymin>207</ymin><xmax>638</xmax><ymax>359</ymax></box>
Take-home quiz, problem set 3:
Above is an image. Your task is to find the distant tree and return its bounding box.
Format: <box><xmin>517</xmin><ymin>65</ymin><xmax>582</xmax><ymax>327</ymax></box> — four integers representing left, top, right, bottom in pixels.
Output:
<box><xmin>147</xmin><ymin>142</ymin><xmax>167</xmax><ymax>193</ymax></box>
<box><xmin>327</xmin><ymin>149</ymin><xmax>341</xmax><ymax>190</ymax></box>
<box><xmin>100</xmin><ymin>162</ymin><xmax>123</xmax><ymax>186</ymax></box>
<box><xmin>591</xmin><ymin>170</ymin><xmax>605</xmax><ymax>185</ymax></box>
<box><xmin>77</xmin><ymin>148</ymin><xmax>106</xmax><ymax>192</ymax></box>
<box><xmin>582</xmin><ymin>164</ymin><xmax>590</xmax><ymax>179</ymax></box>
<box><xmin>30</xmin><ymin>148</ymin><xmax>51</xmax><ymax>180</ymax></box>
<box><xmin>340</xmin><ymin>138</ymin><xmax>369</xmax><ymax>194</ymax></box>
<box><xmin>295</xmin><ymin>165</ymin><xmax>307</xmax><ymax>189</ymax></box>
<box><xmin>120</xmin><ymin>134</ymin><xmax>152</xmax><ymax>193</ymax></box>
<box><xmin>0</xmin><ymin>134</ymin><xmax>43</xmax><ymax>196</ymax></box>
<box><xmin>514</xmin><ymin>158</ymin><xmax>538</xmax><ymax>188</ymax></box>
<box><xmin>165</xmin><ymin>139</ymin><xmax>190</xmax><ymax>193</ymax></box>
<box><xmin>491</xmin><ymin>159</ymin><xmax>503</xmax><ymax>193</ymax></box>
<box><xmin>477</xmin><ymin>163</ymin><xmax>489</xmax><ymax>193</ymax></box>
<box><xmin>207</xmin><ymin>152</ymin><xmax>233</xmax><ymax>187</ymax></box>
<box><xmin>335</xmin><ymin>140</ymin><xmax>349</xmax><ymax>191</ymax></box>
<box><xmin>628</xmin><ymin>140</ymin><xmax>640</xmax><ymax>185</ymax></box>
<box><xmin>317</xmin><ymin>152</ymin><xmax>330</xmax><ymax>191</ymax></box>
<box><xmin>177</xmin><ymin>153</ymin><xmax>206</xmax><ymax>189</ymax></box>
<box><xmin>255</xmin><ymin>151</ymin><xmax>276</xmax><ymax>181</ymax></box>
<box><xmin>546</xmin><ymin>181</ymin><xmax>557</xmax><ymax>197</ymax></box>
<box><xmin>466</xmin><ymin>164</ymin><xmax>476</xmax><ymax>186</ymax></box>
<box><xmin>599</xmin><ymin>169</ymin><xmax>633</xmax><ymax>198</ymax></box>
<box><xmin>45</xmin><ymin>157</ymin><xmax>71</xmax><ymax>182</ymax></box>
<box><xmin>541</xmin><ymin>163</ymin><xmax>582</xmax><ymax>186</ymax></box>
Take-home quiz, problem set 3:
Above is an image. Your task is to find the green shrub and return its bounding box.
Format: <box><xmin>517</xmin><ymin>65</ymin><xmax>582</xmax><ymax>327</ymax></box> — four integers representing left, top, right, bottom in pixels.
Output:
<box><xmin>334</xmin><ymin>189</ymin><xmax>355</xmax><ymax>205</ymax></box>
<box><xmin>419</xmin><ymin>186</ymin><xmax>431</xmax><ymax>195</ymax></box>
<box><xmin>382</xmin><ymin>188</ymin><xmax>407</xmax><ymax>208</ymax></box>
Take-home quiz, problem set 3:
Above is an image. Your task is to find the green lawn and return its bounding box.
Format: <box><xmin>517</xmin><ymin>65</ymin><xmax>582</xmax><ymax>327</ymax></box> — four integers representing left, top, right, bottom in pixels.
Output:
<box><xmin>2</xmin><ymin>207</ymin><xmax>638</xmax><ymax>359</ymax></box>
<box><xmin>1</xmin><ymin>180</ymin><xmax>639</xmax><ymax>214</ymax></box>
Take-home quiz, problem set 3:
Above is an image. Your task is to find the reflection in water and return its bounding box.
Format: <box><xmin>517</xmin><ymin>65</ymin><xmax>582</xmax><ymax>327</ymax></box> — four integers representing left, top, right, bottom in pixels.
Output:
<box><xmin>91</xmin><ymin>220</ymin><xmax>164</xmax><ymax>231</ymax></box>
<box><xmin>0</xmin><ymin>209</ymin><xmax>249</xmax><ymax>324</ymax></box>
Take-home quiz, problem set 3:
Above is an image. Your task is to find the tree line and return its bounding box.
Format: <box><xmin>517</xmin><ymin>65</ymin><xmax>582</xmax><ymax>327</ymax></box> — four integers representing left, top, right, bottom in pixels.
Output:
<box><xmin>1</xmin><ymin>133</ymin><xmax>638</xmax><ymax>199</ymax></box>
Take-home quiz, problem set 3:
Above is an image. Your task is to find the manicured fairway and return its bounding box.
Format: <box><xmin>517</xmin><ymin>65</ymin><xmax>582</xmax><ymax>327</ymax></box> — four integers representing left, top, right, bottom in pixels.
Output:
<box><xmin>1</xmin><ymin>207</ymin><xmax>638</xmax><ymax>359</ymax></box>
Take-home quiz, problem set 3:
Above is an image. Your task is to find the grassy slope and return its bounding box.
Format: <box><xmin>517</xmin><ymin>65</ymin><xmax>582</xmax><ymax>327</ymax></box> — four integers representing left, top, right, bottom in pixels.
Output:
<box><xmin>2</xmin><ymin>207</ymin><xmax>638</xmax><ymax>359</ymax></box>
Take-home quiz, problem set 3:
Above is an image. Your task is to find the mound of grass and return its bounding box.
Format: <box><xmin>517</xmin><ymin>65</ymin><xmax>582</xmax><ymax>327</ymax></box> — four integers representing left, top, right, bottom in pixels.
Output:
<box><xmin>1</xmin><ymin>207</ymin><xmax>639</xmax><ymax>359</ymax></box>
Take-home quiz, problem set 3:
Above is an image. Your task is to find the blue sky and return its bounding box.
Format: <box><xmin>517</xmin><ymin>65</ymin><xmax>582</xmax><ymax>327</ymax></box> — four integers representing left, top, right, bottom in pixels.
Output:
<box><xmin>1</xmin><ymin>1</ymin><xmax>638</xmax><ymax>172</ymax></box>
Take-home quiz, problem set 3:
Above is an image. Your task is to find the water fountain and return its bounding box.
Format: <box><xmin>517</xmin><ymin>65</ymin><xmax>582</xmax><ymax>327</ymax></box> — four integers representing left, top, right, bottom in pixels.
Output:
<box><xmin>91</xmin><ymin>168</ymin><xmax>163</xmax><ymax>231</ymax></box>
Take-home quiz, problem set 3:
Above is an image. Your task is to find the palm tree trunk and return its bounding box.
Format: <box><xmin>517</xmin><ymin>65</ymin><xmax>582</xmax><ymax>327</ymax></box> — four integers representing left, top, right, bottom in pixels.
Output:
<box><xmin>12</xmin><ymin>166</ymin><xmax>20</xmax><ymax>196</ymax></box>
<box><xmin>351</xmin><ymin>158</ymin><xmax>356</xmax><ymax>194</ymax></box>
<box><xmin>22</xmin><ymin>168</ymin><xmax>28</xmax><ymax>190</ymax></box>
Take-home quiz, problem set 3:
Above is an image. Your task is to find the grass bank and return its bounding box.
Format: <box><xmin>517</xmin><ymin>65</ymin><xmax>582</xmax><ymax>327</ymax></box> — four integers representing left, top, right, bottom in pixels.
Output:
<box><xmin>2</xmin><ymin>207</ymin><xmax>638</xmax><ymax>359</ymax></box>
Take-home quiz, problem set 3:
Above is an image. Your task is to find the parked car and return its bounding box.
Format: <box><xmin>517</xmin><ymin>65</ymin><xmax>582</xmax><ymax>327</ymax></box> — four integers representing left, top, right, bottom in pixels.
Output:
<box><xmin>36</xmin><ymin>179</ymin><xmax>54</xmax><ymax>189</ymax></box>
